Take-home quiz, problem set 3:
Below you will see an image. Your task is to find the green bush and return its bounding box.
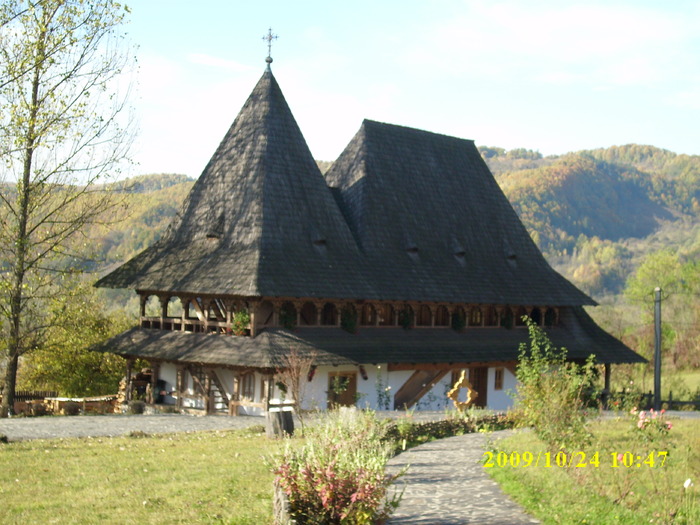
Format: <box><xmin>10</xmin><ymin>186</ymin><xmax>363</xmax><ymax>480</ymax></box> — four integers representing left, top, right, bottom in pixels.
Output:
<box><xmin>510</xmin><ymin>318</ymin><xmax>596</xmax><ymax>452</ymax></box>
<box><xmin>384</xmin><ymin>412</ymin><xmax>510</xmax><ymax>453</ymax></box>
<box><xmin>271</xmin><ymin>409</ymin><xmax>403</xmax><ymax>524</ymax></box>
<box><xmin>232</xmin><ymin>309</ymin><xmax>250</xmax><ymax>336</ymax></box>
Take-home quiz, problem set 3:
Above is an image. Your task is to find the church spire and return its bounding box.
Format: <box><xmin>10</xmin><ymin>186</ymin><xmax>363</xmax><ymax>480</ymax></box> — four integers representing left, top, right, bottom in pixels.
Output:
<box><xmin>262</xmin><ymin>27</ymin><xmax>278</xmax><ymax>70</ymax></box>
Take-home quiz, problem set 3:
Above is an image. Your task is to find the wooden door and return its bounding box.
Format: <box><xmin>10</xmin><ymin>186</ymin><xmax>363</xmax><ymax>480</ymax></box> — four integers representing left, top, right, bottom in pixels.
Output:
<box><xmin>328</xmin><ymin>372</ymin><xmax>357</xmax><ymax>407</ymax></box>
<box><xmin>469</xmin><ymin>367</ymin><xmax>488</xmax><ymax>408</ymax></box>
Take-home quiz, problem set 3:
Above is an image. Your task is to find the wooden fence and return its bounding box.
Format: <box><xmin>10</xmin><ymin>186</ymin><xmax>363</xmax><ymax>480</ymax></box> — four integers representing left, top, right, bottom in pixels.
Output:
<box><xmin>602</xmin><ymin>390</ymin><xmax>700</xmax><ymax>411</ymax></box>
<box><xmin>0</xmin><ymin>390</ymin><xmax>58</xmax><ymax>402</ymax></box>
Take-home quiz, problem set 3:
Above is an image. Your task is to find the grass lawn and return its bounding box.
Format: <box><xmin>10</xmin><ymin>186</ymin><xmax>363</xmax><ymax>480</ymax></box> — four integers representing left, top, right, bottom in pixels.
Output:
<box><xmin>487</xmin><ymin>417</ymin><xmax>700</xmax><ymax>524</ymax></box>
<box><xmin>0</xmin><ymin>425</ymin><xmax>282</xmax><ymax>524</ymax></box>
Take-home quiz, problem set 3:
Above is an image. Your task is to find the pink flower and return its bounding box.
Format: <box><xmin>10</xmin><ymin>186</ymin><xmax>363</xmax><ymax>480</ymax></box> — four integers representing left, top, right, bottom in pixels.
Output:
<box><xmin>639</xmin><ymin>411</ymin><xmax>646</xmax><ymax>419</ymax></box>
<box><xmin>617</xmin><ymin>453</ymin><xmax>624</xmax><ymax>462</ymax></box>
<box><xmin>666</xmin><ymin>422</ymin><xmax>672</xmax><ymax>430</ymax></box>
<box><xmin>630</xmin><ymin>407</ymin><xmax>638</xmax><ymax>415</ymax></box>
<box><xmin>637</xmin><ymin>419</ymin><xmax>645</xmax><ymax>429</ymax></box>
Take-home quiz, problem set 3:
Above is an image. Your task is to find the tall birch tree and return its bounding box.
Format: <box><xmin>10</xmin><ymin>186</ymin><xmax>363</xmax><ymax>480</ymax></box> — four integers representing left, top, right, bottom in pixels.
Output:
<box><xmin>0</xmin><ymin>0</ymin><xmax>134</xmax><ymax>417</ymax></box>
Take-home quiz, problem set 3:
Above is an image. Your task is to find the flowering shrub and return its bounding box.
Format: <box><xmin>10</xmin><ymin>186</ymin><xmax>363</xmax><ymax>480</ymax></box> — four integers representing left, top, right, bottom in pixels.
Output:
<box><xmin>629</xmin><ymin>407</ymin><xmax>672</xmax><ymax>442</ymax></box>
<box><xmin>272</xmin><ymin>409</ymin><xmax>403</xmax><ymax>524</ymax></box>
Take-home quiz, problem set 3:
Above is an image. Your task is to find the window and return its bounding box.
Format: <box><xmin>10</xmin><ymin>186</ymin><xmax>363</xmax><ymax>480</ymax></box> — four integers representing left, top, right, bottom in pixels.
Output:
<box><xmin>360</xmin><ymin>304</ymin><xmax>377</xmax><ymax>326</ymax></box>
<box><xmin>483</xmin><ymin>306</ymin><xmax>498</xmax><ymax>327</ymax></box>
<box><xmin>241</xmin><ymin>373</ymin><xmax>255</xmax><ymax>401</ymax></box>
<box><xmin>321</xmin><ymin>303</ymin><xmax>338</xmax><ymax>325</ymax></box>
<box><xmin>435</xmin><ymin>306</ymin><xmax>450</xmax><ymax>326</ymax></box>
<box><xmin>378</xmin><ymin>304</ymin><xmax>394</xmax><ymax>326</ymax></box>
<box><xmin>258</xmin><ymin>301</ymin><xmax>274</xmax><ymax>325</ymax></box>
<box><xmin>514</xmin><ymin>306</ymin><xmax>528</xmax><ymax>326</ymax></box>
<box><xmin>469</xmin><ymin>307</ymin><xmax>483</xmax><ymax>327</ymax></box>
<box><xmin>544</xmin><ymin>307</ymin><xmax>557</xmax><ymax>327</ymax></box>
<box><xmin>300</xmin><ymin>302</ymin><xmax>317</xmax><ymax>325</ymax></box>
<box><xmin>416</xmin><ymin>305</ymin><xmax>432</xmax><ymax>326</ymax></box>
<box><xmin>494</xmin><ymin>368</ymin><xmax>504</xmax><ymax>390</ymax></box>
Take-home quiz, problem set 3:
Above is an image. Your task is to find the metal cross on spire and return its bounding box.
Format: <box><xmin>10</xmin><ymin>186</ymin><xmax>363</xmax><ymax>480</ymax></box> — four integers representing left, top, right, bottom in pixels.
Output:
<box><xmin>262</xmin><ymin>28</ymin><xmax>278</xmax><ymax>66</ymax></box>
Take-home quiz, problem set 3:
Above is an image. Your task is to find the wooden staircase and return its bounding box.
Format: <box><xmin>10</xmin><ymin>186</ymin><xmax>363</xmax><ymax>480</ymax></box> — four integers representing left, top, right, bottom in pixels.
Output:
<box><xmin>393</xmin><ymin>369</ymin><xmax>449</xmax><ymax>410</ymax></box>
<box><xmin>208</xmin><ymin>370</ymin><xmax>230</xmax><ymax>414</ymax></box>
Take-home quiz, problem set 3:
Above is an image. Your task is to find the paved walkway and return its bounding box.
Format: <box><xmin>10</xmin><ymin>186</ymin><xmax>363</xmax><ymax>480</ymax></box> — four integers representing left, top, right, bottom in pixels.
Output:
<box><xmin>386</xmin><ymin>430</ymin><xmax>540</xmax><ymax>525</ymax></box>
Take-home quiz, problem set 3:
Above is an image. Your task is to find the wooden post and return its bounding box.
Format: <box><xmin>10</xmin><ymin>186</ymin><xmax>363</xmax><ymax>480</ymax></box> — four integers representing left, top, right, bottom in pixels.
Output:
<box><xmin>204</xmin><ymin>371</ymin><xmax>213</xmax><ymax>415</ymax></box>
<box><xmin>175</xmin><ymin>366</ymin><xmax>184</xmax><ymax>410</ymax></box>
<box><xmin>603</xmin><ymin>363</ymin><xmax>611</xmax><ymax>410</ymax></box>
<box><xmin>150</xmin><ymin>362</ymin><xmax>160</xmax><ymax>405</ymax></box>
<box><xmin>125</xmin><ymin>358</ymin><xmax>134</xmax><ymax>403</ymax></box>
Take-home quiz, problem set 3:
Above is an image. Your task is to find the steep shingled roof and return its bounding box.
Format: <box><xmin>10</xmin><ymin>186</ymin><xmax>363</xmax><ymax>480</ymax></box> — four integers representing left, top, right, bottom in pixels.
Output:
<box><xmin>325</xmin><ymin>120</ymin><xmax>595</xmax><ymax>305</ymax></box>
<box><xmin>96</xmin><ymin>69</ymin><xmax>373</xmax><ymax>298</ymax></box>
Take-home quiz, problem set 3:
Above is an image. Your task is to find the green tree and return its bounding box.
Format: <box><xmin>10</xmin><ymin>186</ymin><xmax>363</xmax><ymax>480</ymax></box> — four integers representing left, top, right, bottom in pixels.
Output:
<box><xmin>17</xmin><ymin>280</ymin><xmax>132</xmax><ymax>396</ymax></box>
<box><xmin>0</xmin><ymin>0</ymin><xmax>134</xmax><ymax>417</ymax></box>
<box><xmin>624</xmin><ymin>250</ymin><xmax>682</xmax><ymax>308</ymax></box>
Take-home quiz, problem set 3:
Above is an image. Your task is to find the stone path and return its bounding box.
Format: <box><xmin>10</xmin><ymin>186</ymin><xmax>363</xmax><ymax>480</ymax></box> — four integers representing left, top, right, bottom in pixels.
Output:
<box><xmin>386</xmin><ymin>430</ymin><xmax>540</xmax><ymax>525</ymax></box>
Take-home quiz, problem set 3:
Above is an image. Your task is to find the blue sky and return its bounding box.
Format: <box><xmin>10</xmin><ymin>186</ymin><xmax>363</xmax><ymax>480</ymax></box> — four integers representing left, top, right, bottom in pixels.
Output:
<box><xmin>125</xmin><ymin>0</ymin><xmax>700</xmax><ymax>178</ymax></box>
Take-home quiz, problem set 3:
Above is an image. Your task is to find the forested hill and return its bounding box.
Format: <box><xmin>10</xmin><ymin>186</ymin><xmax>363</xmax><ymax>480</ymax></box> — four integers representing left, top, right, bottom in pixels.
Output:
<box><xmin>94</xmin><ymin>146</ymin><xmax>700</xmax><ymax>298</ymax></box>
<box><xmin>481</xmin><ymin>144</ymin><xmax>700</xmax><ymax>296</ymax></box>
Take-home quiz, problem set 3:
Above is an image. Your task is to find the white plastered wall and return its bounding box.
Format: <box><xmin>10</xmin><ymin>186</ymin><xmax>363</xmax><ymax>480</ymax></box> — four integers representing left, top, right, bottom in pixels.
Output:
<box><xmin>486</xmin><ymin>367</ymin><xmax>517</xmax><ymax>411</ymax></box>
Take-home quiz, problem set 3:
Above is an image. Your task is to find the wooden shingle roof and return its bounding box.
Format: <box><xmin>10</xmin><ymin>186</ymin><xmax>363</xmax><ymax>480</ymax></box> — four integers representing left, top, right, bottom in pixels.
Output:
<box><xmin>325</xmin><ymin>120</ymin><xmax>594</xmax><ymax>305</ymax></box>
<box><xmin>96</xmin><ymin>69</ymin><xmax>373</xmax><ymax>298</ymax></box>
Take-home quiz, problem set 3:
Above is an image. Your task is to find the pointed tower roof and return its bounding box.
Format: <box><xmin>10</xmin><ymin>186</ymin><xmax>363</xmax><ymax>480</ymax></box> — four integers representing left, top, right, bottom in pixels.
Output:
<box><xmin>97</xmin><ymin>69</ymin><xmax>374</xmax><ymax>298</ymax></box>
<box><xmin>325</xmin><ymin>119</ymin><xmax>594</xmax><ymax>305</ymax></box>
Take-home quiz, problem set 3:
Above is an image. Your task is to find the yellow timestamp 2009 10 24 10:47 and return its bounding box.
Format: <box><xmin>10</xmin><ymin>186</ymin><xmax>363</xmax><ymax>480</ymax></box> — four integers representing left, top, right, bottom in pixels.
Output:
<box><xmin>483</xmin><ymin>450</ymin><xmax>668</xmax><ymax>468</ymax></box>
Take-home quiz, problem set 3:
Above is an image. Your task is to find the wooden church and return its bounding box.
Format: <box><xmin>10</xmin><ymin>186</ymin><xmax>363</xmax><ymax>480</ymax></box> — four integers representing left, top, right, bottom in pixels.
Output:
<box><xmin>97</xmin><ymin>57</ymin><xmax>644</xmax><ymax>415</ymax></box>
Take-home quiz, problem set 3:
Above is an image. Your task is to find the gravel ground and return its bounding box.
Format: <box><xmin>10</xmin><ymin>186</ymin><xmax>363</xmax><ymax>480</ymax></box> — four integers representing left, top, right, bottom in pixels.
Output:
<box><xmin>0</xmin><ymin>409</ymin><xmax>696</xmax><ymax>442</ymax></box>
<box><xmin>0</xmin><ymin>410</ymin><xmax>448</xmax><ymax>442</ymax></box>
<box><xmin>0</xmin><ymin>413</ymin><xmax>266</xmax><ymax>441</ymax></box>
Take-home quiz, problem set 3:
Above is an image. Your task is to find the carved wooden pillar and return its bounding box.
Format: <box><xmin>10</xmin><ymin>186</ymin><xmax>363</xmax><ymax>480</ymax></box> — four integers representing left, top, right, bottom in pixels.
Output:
<box><xmin>175</xmin><ymin>366</ymin><xmax>185</xmax><ymax>410</ymax></box>
<box><xmin>204</xmin><ymin>371</ymin><xmax>213</xmax><ymax>415</ymax></box>
<box><xmin>272</xmin><ymin>302</ymin><xmax>281</xmax><ymax>327</ymax></box>
<box><xmin>139</xmin><ymin>294</ymin><xmax>147</xmax><ymax>318</ymax></box>
<box><xmin>202</xmin><ymin>299</ymin><xmax>210</xmax><ymax>332</ymax></box>
<box><xmin>159</xmin><ymin>296</ymin><xmax>167</xmax><ymax>329</ymax></box>
<box><xmin>315</xmin><ymin>301</ymin><xmax>323</xmax><ymax>326</ymax></box>
<box><xmin>294</xmin><ymin>301</ymin><xmax>302</xmax><ymax>327</ymax></box>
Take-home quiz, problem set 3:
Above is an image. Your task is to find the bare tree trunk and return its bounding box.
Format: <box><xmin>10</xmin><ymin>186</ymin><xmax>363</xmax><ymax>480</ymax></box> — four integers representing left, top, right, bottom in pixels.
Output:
<box><xmin>0</xmin><ymin>354</ymin><xmax>19</xmax><ymax>417</ymax></box>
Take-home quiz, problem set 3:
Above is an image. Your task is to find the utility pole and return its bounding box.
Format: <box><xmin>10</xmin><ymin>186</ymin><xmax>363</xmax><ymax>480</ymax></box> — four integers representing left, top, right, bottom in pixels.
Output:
<box><xmin>653</xmin><ymin>287</ymin><xmax>662</xmax><ymax>411</ymax></box>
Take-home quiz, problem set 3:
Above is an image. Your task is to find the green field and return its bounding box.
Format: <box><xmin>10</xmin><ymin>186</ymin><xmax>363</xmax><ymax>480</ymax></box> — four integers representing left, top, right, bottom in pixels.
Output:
<box><xmin>0</xmin><ymin>426</ymin><xmax>281</xmax><ymax>524</ymax></box>
<box><xmin>488</xmin><ymin>417</ymin><xmax>700</xmax><ymax>524</ymax></box>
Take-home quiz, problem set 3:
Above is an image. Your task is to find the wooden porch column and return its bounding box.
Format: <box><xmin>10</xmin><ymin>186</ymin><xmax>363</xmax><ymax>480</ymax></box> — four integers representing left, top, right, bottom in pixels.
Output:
<box><xmin>125</xmin><ymin>358</ymin><xmax>135</xmax><ymax>403</ymax></box>
<box><xmin>159</xmin><ymin>296</ymin><xmax>167</xmax><ymax>329</ymax></box>
<box><xmin>175</xmin><ymin>366</ymin><xmax>185</xmax><ymax>410</ymax></box>
<box><xmin>149</xmin><ymin>362</ymin><xmax>160</xmax><ymax>404</ymax></box>
<box><xmin>204</xmin><ymin>371</ymin><xmax>213</xmax><ymax>415</ymax></box>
